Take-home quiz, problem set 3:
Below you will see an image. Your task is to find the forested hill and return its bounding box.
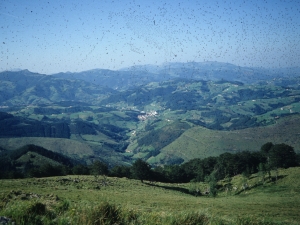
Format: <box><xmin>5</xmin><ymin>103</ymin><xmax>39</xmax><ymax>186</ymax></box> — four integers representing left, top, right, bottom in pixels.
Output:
<box><xmin>0</xmin><ymin>70</ymin><xmax>116</xmax><ymax>106</ymax></box>
<box><xmin>0</xmin><ymin>112</ymin><xmax>70</xmax><ymax>138</ymax></box>
<box><xmin>0</xmin><ymin>144</ymin><xmax>76</xmax><ymax>178</ymax></box>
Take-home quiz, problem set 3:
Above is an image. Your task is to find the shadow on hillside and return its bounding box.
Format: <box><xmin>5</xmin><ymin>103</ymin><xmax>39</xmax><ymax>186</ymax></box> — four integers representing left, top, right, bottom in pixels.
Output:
<box><xmin>145</xmin><ymin>182</ymin><xmax>197</xmax><ymax>196</ymax></box>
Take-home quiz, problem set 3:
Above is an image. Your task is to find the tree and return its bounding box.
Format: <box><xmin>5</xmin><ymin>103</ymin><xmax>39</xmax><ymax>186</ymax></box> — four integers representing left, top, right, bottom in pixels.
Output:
<box><xmin>258</xmin><ymin>163</ymin><xmax>267</xmax><ymax>184</ymax></box>
<box><xmin>72</xmin><ymin>164</ymin><xmax>90</xmax><ymax>175</ymax></box>
<box><xmin>90</xmin><ymin>160</ymin><xmax>109</xmax><ymax>176</ymax></box>
<box><xmin>131</xmin><ymin>159</ymin><xmax>151</xmax><ymax>183</ymax></box>
<box><xmin>216</xmin><ymin>152</ymin><xmax>234</xmax><ymax>179</ymax></box>
<box><xmin>268</xmin><ymin>143</ymin><xmax>297</xmax><ymax>169</ymax></box>
<box><xmin>263</xmin><ymin>143</ymin><xmax>297</xmax><ymax>182</ymax></box>
<box><xmin>205</xmin><ymin>171</ymin><xmax>218</xmax><ymax>197</ymax></box>
<box><xmin>241</xmin><ymin>172</ymin><xmax>249</xmax><ymax>192</ymax></box>
<box><xmin>110</xmin><ymin>165</ymin><xmax>131</xmax><ymax>178</ymax></box>
<box><xmin>296</xmin><ymin>153</ymin><xmax>300</xmax><ymax>166</ymax></box>
<box><xmin>242</xmin><ymin>165</ymin><xmax>251</xmax><ymax>179</ymax></box>
<box><xmin>223</xmin><ymin>174</ymin><xmax>232</xmax><ymax>196</ymax></box>
<box><xmin>260</xmin><ymin>142</ymin><xmax>274</xmax><ymax>155</ymax></box>
<box><xmin>163</xmin><ymin>165</ymin><xmax>188</xmax><ymax>183</ymax></box>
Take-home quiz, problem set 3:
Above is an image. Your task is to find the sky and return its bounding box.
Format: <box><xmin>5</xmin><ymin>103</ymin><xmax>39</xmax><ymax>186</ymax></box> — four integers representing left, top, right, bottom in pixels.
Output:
<box><xmin>1</xmin><ymin>0</ymin><xmax>300</xmax><ymax>74</ymax></box>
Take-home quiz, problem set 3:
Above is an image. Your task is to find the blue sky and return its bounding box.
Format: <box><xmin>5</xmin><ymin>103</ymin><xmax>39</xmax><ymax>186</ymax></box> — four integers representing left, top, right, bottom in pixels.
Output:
<box><xmin>1</xmin><ymin>0</ymin><xmax>300</xmax><ymax>74</ymax></box>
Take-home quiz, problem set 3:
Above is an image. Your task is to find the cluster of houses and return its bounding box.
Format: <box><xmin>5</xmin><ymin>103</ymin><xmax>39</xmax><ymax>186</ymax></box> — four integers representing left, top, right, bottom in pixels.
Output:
<box><xmin>138</xmin><ymin>111</ymin><xmax>158</xmax><ymax>120</ymax></box>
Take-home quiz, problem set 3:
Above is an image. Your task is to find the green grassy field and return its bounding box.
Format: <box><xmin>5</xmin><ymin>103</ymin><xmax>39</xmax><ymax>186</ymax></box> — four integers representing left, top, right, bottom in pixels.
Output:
<box><xmin>0</xmin><ymin>167</ymin><xmax>299</xmax><ymax>224</ymax></box>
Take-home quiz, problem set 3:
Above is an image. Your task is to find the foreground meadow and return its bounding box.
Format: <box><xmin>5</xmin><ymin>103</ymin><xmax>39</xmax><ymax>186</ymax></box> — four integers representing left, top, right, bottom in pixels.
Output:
<box><xmin>0</xmin><ymin>167</ymin><xmax>300</xmax><ymax>225</ymax></box>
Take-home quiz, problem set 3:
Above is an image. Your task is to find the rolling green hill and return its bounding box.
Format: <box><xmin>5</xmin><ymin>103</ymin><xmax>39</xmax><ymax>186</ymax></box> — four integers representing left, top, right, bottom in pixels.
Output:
<box><xmin>0</xmin><ymin>70</ymin><xmax>115</xmax><ymax>106</ymax></box>
<box><xmin>1</xmin><ymin>68</ymin><xmax>300</xmax><ymax>166</ymax></box>
<box><xmin>149</xmin><ymin>114</ymin><xmax>300</xmax><ymax>164</ymax></box>
<box><xmin>0</xmin><ymin>137</ymin><xmax>94</xmax><ymax>161</ymax></box>
<box><xmin>0</xmin><ymin>107</ymin><xmax>134</xmax><ymax>165</ymax></box>
<box><xmin>0</xmin><ymin>167</ymin><xmax>299</xmax><ymax>224</ymax></box>
<box><xmin>0</xmin><ymin>144</ymin><xmax>77</xmax><ymax>179</ymax></box>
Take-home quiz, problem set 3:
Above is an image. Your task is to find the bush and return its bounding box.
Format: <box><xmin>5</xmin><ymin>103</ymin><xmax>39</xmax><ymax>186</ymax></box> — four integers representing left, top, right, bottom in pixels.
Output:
<box><xmin>26</xmin><ymin>202</ymin><xmax>46</xmax><ymax>215</ymax></box>
<box><xmin>10</xmin><ymin>202</ymin><xmax>48</xmax><ymax>225</ymax></box>
<box><xmin>88</xmin><ymin>202</ymin><xmax>123</xmax><ymax>225</ymax></box>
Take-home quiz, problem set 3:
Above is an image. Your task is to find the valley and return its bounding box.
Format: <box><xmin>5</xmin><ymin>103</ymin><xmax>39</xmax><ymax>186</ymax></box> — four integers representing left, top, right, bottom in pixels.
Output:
<box><xmin>1</xmin><ymin>62</ymin><xmax>300</xmax><ymax>224</ymax></box>
<box><xmin>1</xmin><ymin>63</ymin><xmax>300</xmax><ymax>166</ymax></box>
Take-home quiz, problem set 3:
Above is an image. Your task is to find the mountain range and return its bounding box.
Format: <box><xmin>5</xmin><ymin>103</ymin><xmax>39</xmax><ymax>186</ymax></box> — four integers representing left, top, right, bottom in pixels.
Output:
<box><xmin>1</xmin><ymin>61</ymin><xmax>300</xmax><ymax>166</ymax></box>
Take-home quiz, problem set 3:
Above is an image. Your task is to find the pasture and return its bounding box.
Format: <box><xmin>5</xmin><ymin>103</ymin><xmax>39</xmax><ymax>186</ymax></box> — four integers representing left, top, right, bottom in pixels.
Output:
<box><xmin>0</xmin><ymin>167</ymin><xmax>299</xmax><ymax>224</ymax></box>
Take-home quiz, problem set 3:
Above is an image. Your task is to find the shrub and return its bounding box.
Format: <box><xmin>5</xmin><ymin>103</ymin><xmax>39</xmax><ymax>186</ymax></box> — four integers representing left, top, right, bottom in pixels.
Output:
<box><xmin>9</xmin><ymin>202</ymin><xmax>48</xmax><ymax>225</ymax></box>
<box><xmin>26</xmin><ymin>202</ymin><xmax>46</xmax><ymax>215</ymax></box>
<box><xmin>87</xmin><ymin>202</ymin><xmax>123</xmax><ymax>225</ymax></box>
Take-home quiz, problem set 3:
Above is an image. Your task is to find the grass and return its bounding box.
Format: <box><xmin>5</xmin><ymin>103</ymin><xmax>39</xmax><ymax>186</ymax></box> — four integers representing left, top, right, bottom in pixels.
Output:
<box><xmin>0</xmin><ymin>167</ymin><xmax>299</xmax><ymax>224</ymax></box>
<box><xmin>81</xmin><ymin>133</ymin><xmax>117</xmax><ymax>144</ymax></box>
<box><xmin>156</xmin><ymin>114</ymin><xmax>300</xmax><ymax>163</ymax></box>
<box><xmin>0</xmin><ymin>137</ymin><xmax>94</xmax><ymax>159</ymax></box>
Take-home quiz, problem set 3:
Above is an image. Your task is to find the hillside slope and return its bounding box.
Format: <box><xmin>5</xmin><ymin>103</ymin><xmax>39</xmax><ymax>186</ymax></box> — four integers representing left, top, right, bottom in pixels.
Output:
<box><xmin>0</xmin><ymin>167</ymin><xmax>299</xmax><ymax>224</ymax></box>
<box><xmin>0</xmin><ymin>137</ymin><xmax>94</xmax><ymax>161</ymax></box>
<box><xmin>1</xmin><ymin>67</ymin><xmax>300</xmax><ymax>166</ymax></box>
<box><xmin>146</xmin><ymin>114</ymin><xmax>300</xmax><ymax>164</ymax></box>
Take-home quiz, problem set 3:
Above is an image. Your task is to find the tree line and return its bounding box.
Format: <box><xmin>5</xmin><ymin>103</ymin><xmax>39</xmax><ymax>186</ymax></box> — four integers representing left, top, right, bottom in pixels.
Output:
<box><xmin>1</xmin><ymin>143</ymin><xmax>299</xmax><ymax>183</ymax></box>
<box><xmin>112</xmin><ymin>142</ymin><xmax>299</xmax><ymax>184</ymax></box>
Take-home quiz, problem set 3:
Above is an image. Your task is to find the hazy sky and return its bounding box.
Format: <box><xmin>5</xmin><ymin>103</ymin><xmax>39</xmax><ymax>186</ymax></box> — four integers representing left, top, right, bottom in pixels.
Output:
<box><xmin>1</xmin><ymin>0</ymin><xmax>300</xmax><ymax>74</ymax></box>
